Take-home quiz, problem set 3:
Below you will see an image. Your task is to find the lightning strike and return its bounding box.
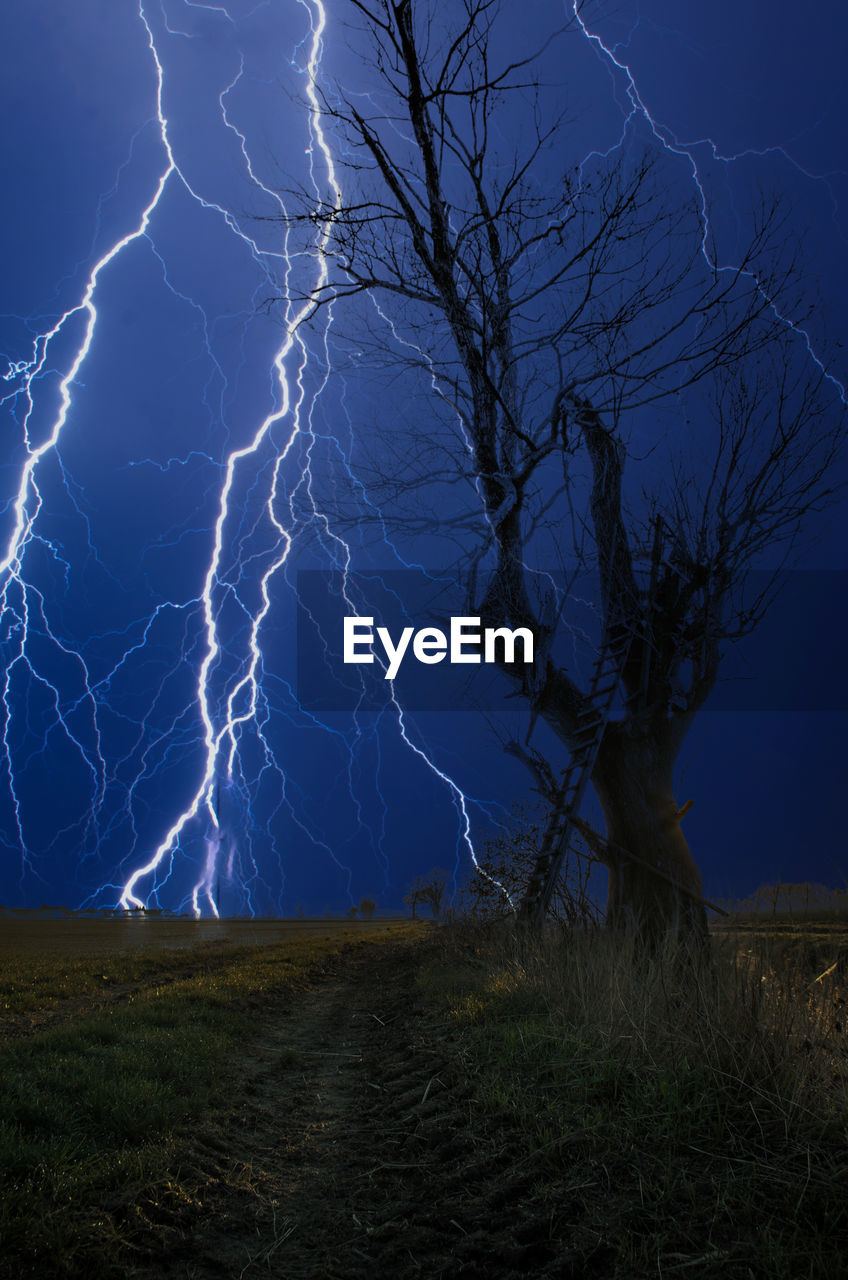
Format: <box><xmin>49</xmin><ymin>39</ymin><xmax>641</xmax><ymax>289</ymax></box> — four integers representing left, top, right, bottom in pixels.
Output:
<box><xmin>0</xmin><ymin>0</ymin><xmax>494</xmax><ymax>918</ymax></box>
<box><xmin>115</xmin><ymin>0</ymin><xmax>487</xmax><ymax>916</ymax></box>
<box><xmin>3</xmin><ymin>2</ymin><xmax>838</xmax><ymax>920</ymax></box>
<box><xmin>569</xmin><ymin>2</ymin><xmax>848</xmax><ymax>403</ymax></box>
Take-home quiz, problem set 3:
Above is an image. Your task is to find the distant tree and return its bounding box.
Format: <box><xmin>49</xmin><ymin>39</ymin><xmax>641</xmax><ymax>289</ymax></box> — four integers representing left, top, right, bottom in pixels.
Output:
<box><xmin>301</xmin><ymin>1</ymin><xmax>845</xmax><ymax>942</ymax></box>
<box><xmin>359</xmin><ymin>895</ymin><xmax>377</xmax><ymax>918</ymax></box>
<box><xmin>347</xmin><ymin>905</ymin><xmax>359</xmax><ymax>918</ymax></box>
<box><xmin>405</xmin><ymin>868</ymin><xmax>449</xmax><ymax>920</ymax></box>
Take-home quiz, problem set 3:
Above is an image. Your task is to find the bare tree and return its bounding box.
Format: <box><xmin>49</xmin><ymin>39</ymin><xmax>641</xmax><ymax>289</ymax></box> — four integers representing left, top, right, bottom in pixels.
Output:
<box><xmin>296</xmin><ymin>1</ymin><xmax>844</xmax><ymax>941</ymax></box>
<box><xmin>405</xmin><ymin>868</ymin><xmax>449</xmax><ymax>919</ymax></box>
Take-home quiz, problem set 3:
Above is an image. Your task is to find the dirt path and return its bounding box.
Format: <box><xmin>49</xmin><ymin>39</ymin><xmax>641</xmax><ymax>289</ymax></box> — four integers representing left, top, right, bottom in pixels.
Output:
<box><xmin>129</xmin><ymin>938</ymin><xmax>564</xmax><ymax>1280</ymax></box>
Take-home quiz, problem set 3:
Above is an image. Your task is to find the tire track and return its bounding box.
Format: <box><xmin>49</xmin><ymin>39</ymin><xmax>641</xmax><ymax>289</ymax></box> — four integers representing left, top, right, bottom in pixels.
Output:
<box><xmin>128</xmin><ymin>938</ymin><xmax>570</xmax><ymax>1280</ymax></box>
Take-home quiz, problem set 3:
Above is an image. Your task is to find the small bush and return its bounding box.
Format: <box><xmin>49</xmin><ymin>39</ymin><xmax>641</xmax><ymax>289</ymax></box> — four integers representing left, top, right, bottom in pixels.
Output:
<box><xmin>458</xmin><ymin>806</ymin><xmax>603</xmax><ymax>926</ymax></box>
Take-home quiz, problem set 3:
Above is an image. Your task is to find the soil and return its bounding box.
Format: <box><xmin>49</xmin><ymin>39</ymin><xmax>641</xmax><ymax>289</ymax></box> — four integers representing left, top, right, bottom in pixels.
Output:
<box><xmin>124</xmin><ymin>937</ymin><xmax>583</xmax><ymax>1280</ymax></box>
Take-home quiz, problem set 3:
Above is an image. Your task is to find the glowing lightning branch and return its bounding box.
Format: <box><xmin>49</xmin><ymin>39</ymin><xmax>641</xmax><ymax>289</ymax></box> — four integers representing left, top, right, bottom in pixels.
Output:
<box><xmin>570</xmin><ymin>2</ymin><xmax>847</xmax><ymax>403</ymax></box>
<box><xmin>0</xmin><ymin>174</ymin><xmax>173</xmax><ymax>583</ymax></box>
<box><xmin>114</xmin><ymin>0</ymin><xmax>490</xmax><ymax>916</ymax></box>
<box><xmin>0</xmin><ymin>14</ymin><xmax>179</xmax><ymax>885</ymax></box>
<box><xmin>16</xmin><ymin>2</ymin><xmax>800</xmax><ymax>918</ymax></box>
<box><xmin>120</xmin><ymin>0</ymin><xmax>344</xmax><ymax>913</ymax></box>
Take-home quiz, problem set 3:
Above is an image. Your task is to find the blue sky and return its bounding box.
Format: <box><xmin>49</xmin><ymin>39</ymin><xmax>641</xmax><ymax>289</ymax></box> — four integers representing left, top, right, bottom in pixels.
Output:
<box><xmin>1</xmin><ymin>1</ymin><xmax>846</xmax><ymax>915</ymax></box>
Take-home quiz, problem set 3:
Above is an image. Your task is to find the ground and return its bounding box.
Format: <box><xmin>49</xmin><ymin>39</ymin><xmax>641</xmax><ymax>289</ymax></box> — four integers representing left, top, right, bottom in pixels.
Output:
<box><xmin>123</xmin><ymin>937</ymin><xmax>570</xmax><ymax>1279</ymax></box>
<box><xmin>4</xmin><ymin>914</ymin><xmax>845</xmax><ymax>1277</ymax></box>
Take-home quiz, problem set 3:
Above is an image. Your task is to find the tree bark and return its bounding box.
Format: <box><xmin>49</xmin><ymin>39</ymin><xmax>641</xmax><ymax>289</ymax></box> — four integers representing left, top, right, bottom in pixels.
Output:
<box><xmin>592</xmin><ymin>726</ymin><xmax>708</xmax><ymax>943</ymax></box>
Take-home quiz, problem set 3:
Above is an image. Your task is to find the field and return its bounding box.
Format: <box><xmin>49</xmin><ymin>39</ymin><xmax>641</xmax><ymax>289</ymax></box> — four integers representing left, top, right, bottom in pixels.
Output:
<box><xmin>0</xmin><ymin>910</ymin><xmax>411</xmax><ymax>958</ymax></box>
<box><xmin>0</xmin><ymin>908</ymin><xmax>846</xmax><ymax>1278</ymax></box>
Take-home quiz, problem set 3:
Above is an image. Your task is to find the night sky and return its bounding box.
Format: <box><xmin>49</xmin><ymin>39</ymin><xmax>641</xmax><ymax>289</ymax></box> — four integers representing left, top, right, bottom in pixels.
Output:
<box><xmin>1</xmin><ymin>1</ymin><xmax>846</xmax><ymax>917</ymax></box>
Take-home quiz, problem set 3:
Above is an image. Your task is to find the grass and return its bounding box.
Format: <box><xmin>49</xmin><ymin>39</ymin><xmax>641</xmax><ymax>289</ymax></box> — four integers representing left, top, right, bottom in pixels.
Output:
<box><xmin>0</xmin><ymin>923</ymin><xmax>419</xmax><ymax>1278</ymax></box>
<box><xmin>4</xmin><ymin>902</ymin><xmax>846</xmax><ymax>1277</ymax></box>
<box><xmin>0</xmin><ymin>939</ymin><xmax>258</xmax><ymax>1019</ymax></box>
<box><xmin>419</xmin><ymin>912</ymin><xmax>848</xmax><ymax>1278</ymax></box>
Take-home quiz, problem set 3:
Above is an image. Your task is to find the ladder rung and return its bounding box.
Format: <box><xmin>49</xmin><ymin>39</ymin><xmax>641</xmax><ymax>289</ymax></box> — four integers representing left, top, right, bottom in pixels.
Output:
<box><xmin>597</xmin><ymin>655</ymin><xmax>622</xmax><ymax>670</ymax></box>
<box><xmin>573</xmin><ymin>723</ymin><xmax>600</xmax><ymax>738</ymax></box>
<box><xmin>596</xmin><ymin>656</ymin><xmax>620</xmax><ymax>671</ymax></box>
<box><xmin>526</xmin><ymin>627</ymin><xmax>637</xmax><ymax>919</ymax></box>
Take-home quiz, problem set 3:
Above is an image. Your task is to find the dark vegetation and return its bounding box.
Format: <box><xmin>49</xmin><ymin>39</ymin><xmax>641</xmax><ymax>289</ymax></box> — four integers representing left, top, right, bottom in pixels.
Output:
<box><xmin>404</xmin><ymin>867</ymin><xmax>450</xmax><ymax>919</ymax></box>
<box><xmin>421</xmin><ymin>910</ymin><xmax>848</xmax><ymax>1278</ymax></box>
<box><xmin>0</xmin><ymin>923</ymin><xmax>416</xmax><ymax>1277</ymax></box>
<box><xmin>458</xmin><ymin>806</ymin><xmax>603</xmax><ymax>926</ymax></box>
<box><xmin>0</xmin><ymin>901</ymin><xmax>845</xmax><ymax>1277</ymax></box>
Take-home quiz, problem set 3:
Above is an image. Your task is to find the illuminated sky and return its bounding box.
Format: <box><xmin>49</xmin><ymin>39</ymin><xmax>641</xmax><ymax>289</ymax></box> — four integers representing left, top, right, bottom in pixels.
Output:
<box><xmin>1</xmin><ymin>1</ymin><xmax>846</xmax><ymax>915</ymax></box>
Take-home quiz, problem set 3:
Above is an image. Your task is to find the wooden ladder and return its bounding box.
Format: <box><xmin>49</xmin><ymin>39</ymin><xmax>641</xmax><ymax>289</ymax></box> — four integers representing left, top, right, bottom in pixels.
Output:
<box><xmin>518</xmin><ymin>628</ymin><xmax>632</xmax><ymax>925</ymax></box>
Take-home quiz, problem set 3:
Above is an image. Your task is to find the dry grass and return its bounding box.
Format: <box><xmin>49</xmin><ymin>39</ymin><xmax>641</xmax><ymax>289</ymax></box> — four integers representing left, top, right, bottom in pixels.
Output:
<box><xmin>717</xmin><ymin>881</ymin><xmax>848</xmax><ymax>924</ymax></box>
<box><xmin>0</xmin><ymin>923</ymin><xmax>420</xmax><ymax>1279</ymax></box>
<box><xmin>3</xmin><ymin>902</ymin><xmax>845</xmax><ymax>1277</ymax></box>
<box><xmin>420</xmin><ymin>905</ymin><xmax>848</xmax><ymax>1277</ymax></box>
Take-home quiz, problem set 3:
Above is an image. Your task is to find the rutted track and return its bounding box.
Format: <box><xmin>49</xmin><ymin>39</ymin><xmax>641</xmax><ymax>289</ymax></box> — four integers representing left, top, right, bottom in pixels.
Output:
<box><xmin>126</xmin><ymin>938</ymin><xmax>573</xmax><ymax>1280</ymax></box>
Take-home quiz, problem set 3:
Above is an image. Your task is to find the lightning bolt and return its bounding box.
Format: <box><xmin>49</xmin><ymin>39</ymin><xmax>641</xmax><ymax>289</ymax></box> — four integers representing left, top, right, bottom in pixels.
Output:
<box><xmin>122</xmin><ymin>0</ymin><xmax>502</xmax><ymax>916</ymax></box>
<box><xmin>569</xmin><ymin>1</ymin><xmax>847</xmax><ymax>402</ymax></box>
<box><xmin>0</xmin><ymin>0</ymin><xmax>494</xmax><ymax>917</ymax></box>
<box><xmin>119</xmin><ymin>0</ymin><xmax>344</xmax><ymax>914</ymax></box>
<box><xmin>4</xmin><ymin>2</ymin><xmax>836</xmax><ymax>919</ymax></box>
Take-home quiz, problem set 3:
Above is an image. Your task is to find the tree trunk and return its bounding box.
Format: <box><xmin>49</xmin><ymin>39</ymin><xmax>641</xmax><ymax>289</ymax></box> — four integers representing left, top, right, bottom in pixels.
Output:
<box><xmin>592</xmin><ymin>728</ymin><xmax>708</xmax><ymax>945</ymax></box>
